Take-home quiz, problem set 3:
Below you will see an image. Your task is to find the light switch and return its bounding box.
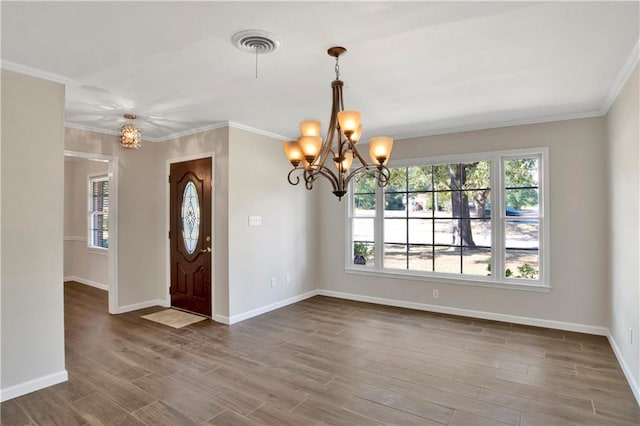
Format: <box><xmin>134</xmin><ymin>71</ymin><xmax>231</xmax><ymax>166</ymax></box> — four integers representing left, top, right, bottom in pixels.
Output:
<box><xmin>248</xmin><ymin>216</ymin><xmax>262</xmax><ymax>226</ymax></box>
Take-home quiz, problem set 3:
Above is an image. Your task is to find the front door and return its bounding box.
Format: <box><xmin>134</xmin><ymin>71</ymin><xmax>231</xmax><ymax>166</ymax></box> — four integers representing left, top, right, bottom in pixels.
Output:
<box><xmin>169</xmin><ymin>157</ymin><xmax>212</xmax><ymax>317</ymax></box>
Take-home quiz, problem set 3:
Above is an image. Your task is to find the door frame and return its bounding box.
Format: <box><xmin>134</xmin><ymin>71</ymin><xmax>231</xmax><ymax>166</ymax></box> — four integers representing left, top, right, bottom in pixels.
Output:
<box><xmin>64</xmin><ymin>150</ymin><xmax>119</xmax><ymax>314</ymax></box>
<box><xmin>165</xmin><ymin>152</ymin><xmax>216</xmax><ymax>318</ymax></box>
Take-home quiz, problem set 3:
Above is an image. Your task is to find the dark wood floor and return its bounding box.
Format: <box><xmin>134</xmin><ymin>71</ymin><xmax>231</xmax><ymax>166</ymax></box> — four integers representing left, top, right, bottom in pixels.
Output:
<box><xmin>2</xmin><ymin>281</ymin><xmax>639</xmax><ymax>425</ymax></box>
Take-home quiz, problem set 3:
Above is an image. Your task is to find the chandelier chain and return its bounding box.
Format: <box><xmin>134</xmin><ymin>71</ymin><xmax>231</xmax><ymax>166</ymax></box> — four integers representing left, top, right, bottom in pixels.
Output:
<box><xmin>335</xmin><ymin>56</ymin><xmax>340</xmax><ymax>80</ymax></box>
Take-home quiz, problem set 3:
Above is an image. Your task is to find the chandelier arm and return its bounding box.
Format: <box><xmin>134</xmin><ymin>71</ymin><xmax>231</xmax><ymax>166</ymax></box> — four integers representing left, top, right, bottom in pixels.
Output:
<box><xmin>317</xmin><ymin>80</ymin><xmax>343</xmax><ymax>168</ymax></box>
<box><xmin>303</xmin><ymin>168</ymin><xmax>316</xmax><ymax>190</ymax></box>
<box><xmin>376</xmin><ymin>165</ymin><xmax>391</xmax><ymax>187</ymax></box>
<box><xmin>342</xmin><ymin>164</ymin><xmax>392</xmax><ymax>189</ymax></box>
<box><xmin>350</xmin><ymin>143</ymin><xmax>371</xmax><ymax>168</ymax></box>
<box><xmin>287</xmin><ymin>167</ymin><xmax>303</xmax><ymax>186</ymax></box>
<box><xmin>305</xmin><ymin>165</ymin><xmax>341</xmax><ymax>192</ymax></box>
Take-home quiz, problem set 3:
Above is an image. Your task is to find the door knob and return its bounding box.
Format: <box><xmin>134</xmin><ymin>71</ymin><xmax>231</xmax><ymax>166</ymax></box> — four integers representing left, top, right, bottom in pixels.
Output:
<box><xmin>200</xmin><ymin>247</ymin><xmax>211</xmax><ymax>253</ymax></box>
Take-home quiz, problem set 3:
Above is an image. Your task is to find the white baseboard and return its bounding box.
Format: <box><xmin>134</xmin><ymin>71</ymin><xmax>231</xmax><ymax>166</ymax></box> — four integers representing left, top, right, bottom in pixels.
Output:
<box><xmin>608</xmin><ymin>332</ymin><xmax>640</xmax><ymax>405</ymax></box>
<box><xmin>213</xmin><ymin>314</ymin><xmax>230</xmax><ymax>325</ymax></box>
<box><xmin>317</xmin><ymin>289</ymin><xmax>609</xmax><ymax>336</ymax></box>
<box><xmin>227</xmin><ymin>290</ymin><xmax>320</xmax><ymax>325</ymax></box>
<box><xmin>118</xmin><ymin>299</ymin><xmax>169</xmax><ymax>314</ymax></box>
<box><xmin>64</xmin><ymin>276</ymin><xmax>108</xmax><ymax>291</ymax></box>
<box><xmin>0</xmin><ymin>370</ymin><xmax>68</xmax><ymax>402</ymax></box>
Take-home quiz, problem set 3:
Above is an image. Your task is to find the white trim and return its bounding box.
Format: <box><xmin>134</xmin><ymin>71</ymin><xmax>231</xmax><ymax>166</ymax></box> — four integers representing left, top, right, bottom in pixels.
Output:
<box><xmin>63</xmin><ymin>236</ymin><xmax>86</xmax><ymax>242</ymax></box>
<box><xmin>1</xmin><ymin>61</ymin><xmax>73</xmax><ymax>85</ymax></box>
<box><xmin>601</xmin><ymin>38</ymin><xmax>640</xmax><ymax>114</ymax></box>
<box><xmin>64</xmin><ymin>120</ymin><xmax>290</xmax><ymax>144</ymax></box>
<box><xmin>64</xmin><ymin>122</ymin><xmax>122</xmax><ymax>138</ymax></box>
<box><xmin>608</xmin><ymin>332</ymin><xmax>640</xmax><ymax>405</ymax></box>
<box><xmin>394</xmin><ymin>110</ymin><xmax>603</xmax><ymax>142</ymax></box>
<box><xmin>213</xmin><ymin>314</ymin><xmax>230</xmax><ymax>325</ymax></box>
<box><xmin>158</xmin><ymin>122</ymin><xmax>228</xmax><ymax>142</ymax></box>
<box><xmin>166</xmin><ymin>152</ymin><xmax>216</xmax><ymax>318</ymax></box>
<box><xmin>227</xmin><ymin>290</ymin><xmax>320</xmax><ymax>325</ymax></box>
<box><xmin>317</xmin><ymin>289</ymin><xmax>608</xmax><ymax>336</ymax></box>
<box><xmin>227</xmin><ymin>121</ymin><xmax>289</xmax><ymax>141</ymax></box>
<box><xmin>87</xmin><ymin>247</ymin><xmax>108</xmax><ymax>256</ymax></box>
<box><xmin>64</xmin><ymin>276</ymin><xmax>109</xmax><ymax>291</ymax></box>
<box><xmin>64</xmin><ymin>150</ymin><xmax>119</xmax><ymax>314</ymax></box>
<box><xmin>118</xmin><ymin>299</ymin><xmax>169</xmax><ymax>314</ymax></box>
<box><xmin>0</xmin><ymin>370</ymin><xmax>68</xmax><ymax>402</ymax></box>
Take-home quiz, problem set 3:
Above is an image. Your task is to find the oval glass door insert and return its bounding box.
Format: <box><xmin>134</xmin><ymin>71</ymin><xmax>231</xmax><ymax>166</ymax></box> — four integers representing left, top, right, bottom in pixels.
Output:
<box><xmin>181</xmin><ymin>181</ymin><xmax>200</xmax><ymax>254</ymax></box>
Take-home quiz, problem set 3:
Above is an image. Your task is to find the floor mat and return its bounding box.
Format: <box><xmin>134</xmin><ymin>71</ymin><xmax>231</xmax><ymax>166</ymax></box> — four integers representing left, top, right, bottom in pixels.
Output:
<box><xmin>141</xmin><ymin>308</ymin><xmax>207</xmax><ymax>328</ymax></box>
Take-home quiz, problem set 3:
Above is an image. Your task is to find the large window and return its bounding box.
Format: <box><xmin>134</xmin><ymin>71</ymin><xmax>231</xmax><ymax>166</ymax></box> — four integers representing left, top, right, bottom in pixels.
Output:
<box><xmin>88</xmin><ymin>175</ymin><xmax>109</xmax><ymax>249</ymax></box>
<box><xmin>348</xmin><ymin>149</ymin><xmax>548</xmax><ymax>288</ymax></box>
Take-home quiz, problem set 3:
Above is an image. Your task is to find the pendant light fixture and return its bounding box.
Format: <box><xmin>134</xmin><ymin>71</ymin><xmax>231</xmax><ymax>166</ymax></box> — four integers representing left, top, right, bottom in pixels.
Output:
<box><xmin>119</xmin><ymin>114</ymin><xmax>141</xmax><ymax>149</ymax></box>
<box><xmin>283</xmin><ymin>46</ymin><xmax>393</xmax><ymax>200</ymax></box>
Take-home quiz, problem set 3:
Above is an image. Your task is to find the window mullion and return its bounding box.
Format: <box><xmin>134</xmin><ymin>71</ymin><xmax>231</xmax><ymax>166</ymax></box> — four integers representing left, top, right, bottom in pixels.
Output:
<box><xmin>493</xmin><ymin>156</ymin><xmax>503</xmax><ymax>282</ymax></box>
<box><xmin>375</xmin><ymin>182</ymin><xmax>384</xmax><ymax>270</ymax></box>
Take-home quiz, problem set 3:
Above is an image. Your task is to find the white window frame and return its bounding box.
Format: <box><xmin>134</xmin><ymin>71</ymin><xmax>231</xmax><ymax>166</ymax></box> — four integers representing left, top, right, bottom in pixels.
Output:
<box><xmin>88</xmin><ymin>173</ymin><xmax>109</xmax><ymax>251</ymax></box>
<box><xmin>345</xmin><ymin>147</ymin><xmax>550</xmax><ymax>291</ymax></box>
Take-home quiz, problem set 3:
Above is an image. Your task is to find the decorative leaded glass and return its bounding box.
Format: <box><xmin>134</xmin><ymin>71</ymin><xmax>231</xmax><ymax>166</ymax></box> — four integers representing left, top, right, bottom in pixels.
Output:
<box><xmin>181</xmin><ymin>181</ymin><xmax>200</xmax><ymax>254</ymax></box>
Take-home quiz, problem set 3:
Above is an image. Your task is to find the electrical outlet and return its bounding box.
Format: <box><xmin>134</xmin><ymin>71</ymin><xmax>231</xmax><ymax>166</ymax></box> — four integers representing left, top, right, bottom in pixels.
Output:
<box><xmin>249</xmin><ymin>216</ymin><xmax>262</xmax><ymax>226</ymax></box>
<box><xmin>271</xmin><ymin>277</ymin><xmax>276</xmax><ymax>287</ymax></box>
<box><xmin>286</xmin><ymin>274</ymin><xmax>291</xmax><ymax>284</ymax></box>
<box><xmin>630</xmin><ymin>328</ymin><xmax>633</xmax><ymax>344</ymax></box>
<box><xmin>432</xmin><ymin>289</ymin><xmax>439</xmax><ymax>299</ymax></box>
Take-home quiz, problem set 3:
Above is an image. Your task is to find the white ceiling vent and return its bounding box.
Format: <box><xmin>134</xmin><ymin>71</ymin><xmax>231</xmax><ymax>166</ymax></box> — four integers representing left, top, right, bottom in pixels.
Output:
<box><xmin>231</xmin><ymin>30</ymin><xmax>280</xmax><ymax>54</ymax></box>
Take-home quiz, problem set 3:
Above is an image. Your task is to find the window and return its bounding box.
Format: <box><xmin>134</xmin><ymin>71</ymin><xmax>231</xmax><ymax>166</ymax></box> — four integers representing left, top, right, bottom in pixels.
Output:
<box><xmin>348</xmin><ymin>148</ymin><xmax>548</xmax><ymax>288</ymax></box>
<box><xmin>88</xmin><ymin>175</ymin><xmax>109</xmax><ymax>249</ymax></box>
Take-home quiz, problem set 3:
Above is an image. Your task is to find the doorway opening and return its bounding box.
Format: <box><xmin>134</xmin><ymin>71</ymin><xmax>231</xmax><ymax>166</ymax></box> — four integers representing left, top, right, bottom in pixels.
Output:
<box><xmin>64</xmin><ymin>150</ymin><xmax>119</xmax><ymax>314</ymax></box>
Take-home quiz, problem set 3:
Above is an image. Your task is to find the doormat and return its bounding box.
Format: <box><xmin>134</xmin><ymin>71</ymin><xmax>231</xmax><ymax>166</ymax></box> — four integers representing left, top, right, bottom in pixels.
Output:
<box><xmin>141</xmin><ymin>309</ymin><xmax>207</xmax><ymax>329</ymax></box>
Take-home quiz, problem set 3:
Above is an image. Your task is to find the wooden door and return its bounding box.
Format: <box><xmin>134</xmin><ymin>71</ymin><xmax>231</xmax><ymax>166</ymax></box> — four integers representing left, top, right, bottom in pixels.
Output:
<box><xmin>169</xmin><ymin>157</ymin><xmax>212</xmax><ymax>317</ymax></box>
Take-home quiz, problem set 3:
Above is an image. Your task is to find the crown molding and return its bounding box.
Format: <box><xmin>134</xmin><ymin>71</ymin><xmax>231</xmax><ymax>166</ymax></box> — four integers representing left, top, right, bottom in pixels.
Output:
<box><xmin>1</xmin><ymin>60</ymin><xmax>73</xmax><ymax>85</ymax></box>
<box><xmin>227</xmin><ymin>121</ymin><xmax>290</xmax><ymax>141</ymax></box>
<box><xmin>394</xmin><ymin>109</ymin><xmax>604</xmax><ymax>141</ymax></box>
<box><xmin>65</xmin><ymin>122</ymin><xmax>164</xmax><ymax>143</ymax></box>
<box><xmin>601</xmin><ymin>38</ymin><xmax>640</xmax><ymax>114</ymax></box>
<box><xmin>65</xmin><ymin>121</ymin><xmax>232</xmax><ymax>143</ymax></box>
<box><xmin>156</xmin><ymin>121</ymin><xmax>228</xmax><ymax>142</ymax></box>
<box><xmin>65</xmin><ymin>122</ymin><xmax>135</xmax><ymax>139</ymax></box>
<box><xmin>64</xmin><ymin>120</ymin><xmax>290</xmax><ymax>144</ymax></box>
<box><xmin>65</xmin><ymin>122</ymin><xmax>119</xmax><ymax>138</ymax></box>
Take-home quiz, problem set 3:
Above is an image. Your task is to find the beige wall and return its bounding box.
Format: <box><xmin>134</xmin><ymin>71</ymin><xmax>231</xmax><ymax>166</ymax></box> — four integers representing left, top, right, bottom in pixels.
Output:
<box><xmin>63</xmin><ymin>159</ymin><xmax>109</xmax><ymax>287</ymax></box>
<box><xmin>316</xmin><ymin>117</ymin><xmax>609</xmax><ymax>329</ymax></box>
<box><xmin>606</xmin><ymin>64</ymin><xmax>639</xmax><ymax>392</ymax></box>
<box><xmin>228</xmin><ymin>127</ymin><xmax>315</xmax><ymax>319</ymax></box>
<box><xmin>1</xmin><ymin>70</ymin><xmax>66</xmax><ymax>397</ymax></box>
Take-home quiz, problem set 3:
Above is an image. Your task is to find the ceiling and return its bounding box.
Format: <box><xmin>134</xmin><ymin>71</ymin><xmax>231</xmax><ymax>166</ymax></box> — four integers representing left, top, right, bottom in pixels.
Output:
<box><xmin>2</xmin><ymin>2</ymin><xmax>638</xmax><ymax>142</ymax></box>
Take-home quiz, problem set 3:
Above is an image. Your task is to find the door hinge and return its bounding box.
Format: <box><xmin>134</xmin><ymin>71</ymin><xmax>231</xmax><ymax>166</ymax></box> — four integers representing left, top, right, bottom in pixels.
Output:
<box><xmin>168</xmin><ymin>174</ymin><xmax>171</xmax><ymax>183</ymax></box>
<box><xmin>168</xmin><ymin>230</ymin><xmax>171</xmax><ymax>239</ymax></box>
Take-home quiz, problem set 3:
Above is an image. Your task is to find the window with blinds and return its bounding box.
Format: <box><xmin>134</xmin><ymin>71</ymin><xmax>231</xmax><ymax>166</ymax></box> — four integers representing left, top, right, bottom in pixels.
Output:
<box><xmin>88</xmin><ymin>175</ymin><xmax>109</xmax><ymax>249</ymax></box>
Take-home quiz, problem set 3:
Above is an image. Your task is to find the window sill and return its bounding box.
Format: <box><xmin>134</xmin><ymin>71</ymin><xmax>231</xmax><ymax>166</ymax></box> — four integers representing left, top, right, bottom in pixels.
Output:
<box><xmin>88</xmin><ymin>247</ymin><xmax>109</xmax><ymax>256</ymax></box>
<box><xmin>344</xmin><ymin>266</ymin><xmax>551</xmax><ymax>293</ymax></box>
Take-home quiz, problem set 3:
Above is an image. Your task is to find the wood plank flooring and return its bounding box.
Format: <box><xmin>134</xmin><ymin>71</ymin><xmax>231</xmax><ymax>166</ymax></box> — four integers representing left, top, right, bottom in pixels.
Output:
<box><xmin>2</xmin><ymin>281</ymin><xmax>638</xmax><ymax>425</ymax></box>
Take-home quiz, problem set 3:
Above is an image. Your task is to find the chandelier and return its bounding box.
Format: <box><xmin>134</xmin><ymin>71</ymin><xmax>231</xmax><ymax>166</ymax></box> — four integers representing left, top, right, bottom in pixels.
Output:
<box><xmin>119</xmin><ymin>114</ymin><xmax>141</xmax><ymax>149</ymax></box>
<box><xmin>283</xmin><ymin>46</ymin><xmax>393</xmax><ymax>200</ymax></box>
